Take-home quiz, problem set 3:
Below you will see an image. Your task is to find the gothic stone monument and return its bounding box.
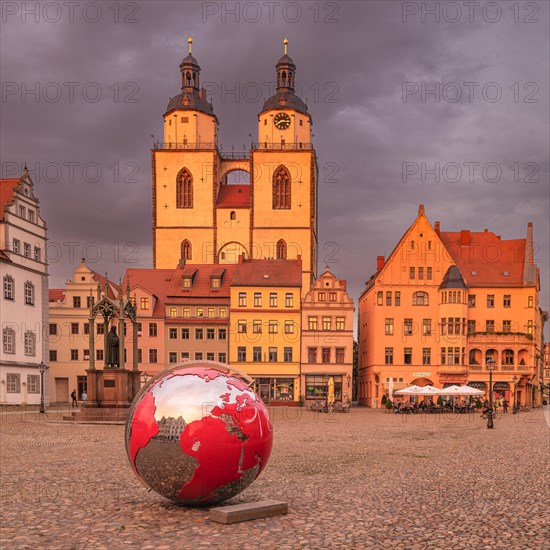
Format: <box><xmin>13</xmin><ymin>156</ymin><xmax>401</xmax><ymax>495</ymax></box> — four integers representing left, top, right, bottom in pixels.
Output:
<box><xmin>86</xmin><ymin>278</ymin><xmax>141</xmax><ymax>408</ymax></box>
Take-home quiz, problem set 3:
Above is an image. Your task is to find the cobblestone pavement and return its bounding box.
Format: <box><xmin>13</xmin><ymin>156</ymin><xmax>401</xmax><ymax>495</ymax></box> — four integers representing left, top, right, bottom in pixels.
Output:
<box><xmin>1</xmin><ymin>406</ymin><xmax>549</xmax><ymax>549</ymax></box>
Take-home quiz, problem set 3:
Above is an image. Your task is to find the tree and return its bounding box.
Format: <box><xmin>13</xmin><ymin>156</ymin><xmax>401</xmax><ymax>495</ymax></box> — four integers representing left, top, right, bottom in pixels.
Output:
<box><xmin>385</xmin><ymin>398</ymin><xmax>393</xmax><ymax>411</ymax></box>
<box><xmin>381</xmin><ymin>394</ymin><xmax>387</xmax><ymax>405</ymax></box>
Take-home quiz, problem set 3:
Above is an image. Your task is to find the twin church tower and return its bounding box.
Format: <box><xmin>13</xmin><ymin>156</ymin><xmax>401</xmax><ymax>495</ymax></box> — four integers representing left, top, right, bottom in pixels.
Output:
<box><xmin>152</xmin><ymin>39</ymin><xmax>318</xmax><ymax>290</ymax></box>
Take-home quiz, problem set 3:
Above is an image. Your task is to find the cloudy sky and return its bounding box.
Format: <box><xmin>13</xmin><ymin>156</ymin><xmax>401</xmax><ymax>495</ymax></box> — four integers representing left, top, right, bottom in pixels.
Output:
<box><xmin>2</xmin><ymin>1</ymin><xmax>548</xmax><ymax>330</ymax></box>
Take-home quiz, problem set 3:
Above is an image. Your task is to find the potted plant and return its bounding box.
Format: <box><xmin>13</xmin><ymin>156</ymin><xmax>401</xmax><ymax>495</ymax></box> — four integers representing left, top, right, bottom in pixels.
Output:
<box><xmin>297</xmin><ymin>395</ymin><xmax>305</xmax><ymax>408</ymax></box>
<box><xmin>437</xmin><ymin>396</ymin><xmax>443</xmax><ymax>407</ymax></box>
<box><xmin>475</xmin><ymin>398</ymin><xmax>483</xmax><ymax>409</ymax></box>
<box><xmin>385</xmin><ymin>398</ymin><xmax>393</xmax><ymax>412</ymax></box>
<box><xmin>381</xmin><ymin>394</ymin><xmax>387</xmax><ymax>405</ymax></box>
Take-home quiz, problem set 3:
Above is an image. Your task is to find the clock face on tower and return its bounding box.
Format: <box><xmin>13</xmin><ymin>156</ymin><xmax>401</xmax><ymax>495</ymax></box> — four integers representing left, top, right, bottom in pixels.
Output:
<box><xmin>274</xmin><ymin>112</ymin><xmax>291</xmax><ymax>130</ymax></box>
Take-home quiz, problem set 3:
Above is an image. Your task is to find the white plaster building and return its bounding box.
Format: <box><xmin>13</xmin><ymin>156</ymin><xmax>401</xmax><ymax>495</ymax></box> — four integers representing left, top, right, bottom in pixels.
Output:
<box><xmin>0</xmin><ymin>168</ymin><xmax>49</xmax><ymax>404</ymax></box>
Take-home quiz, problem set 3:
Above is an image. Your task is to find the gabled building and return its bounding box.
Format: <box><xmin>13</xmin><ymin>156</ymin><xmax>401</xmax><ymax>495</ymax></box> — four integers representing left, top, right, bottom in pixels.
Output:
<box><xmin>48</xmin><ymin>259</ymin><xmax>118</xmax><ymax>401</ymax></box>
<box><xmin>301</xmin><ymin>267</ymin><xmax>355</xmax><ymax>403</ymax></box>
<box><xmin>1</xmin><ymin>168</ymin><xmax>48</xmax><ymax>405</ymax></box>
<box><xmin>123</xmin><ymin>263</ymin><xmax>234</xmax><ymax>375</ymax></box>
<box><xmin>229</xmin><ymin>257</ymin><xmax>302</xmax><ymax>403</ymax></box>
<box><xmin>358</xmin><ymin>205</ymin><xmax>544</xmax><ymax>408</ymax></box>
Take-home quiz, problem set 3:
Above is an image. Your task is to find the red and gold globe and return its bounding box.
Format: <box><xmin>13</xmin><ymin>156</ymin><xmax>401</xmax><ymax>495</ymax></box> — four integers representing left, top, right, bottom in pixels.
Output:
<box><xmin>125</xmin><ymin>362</ymin><xmax>273</xmax><ymax>506</ymax></box>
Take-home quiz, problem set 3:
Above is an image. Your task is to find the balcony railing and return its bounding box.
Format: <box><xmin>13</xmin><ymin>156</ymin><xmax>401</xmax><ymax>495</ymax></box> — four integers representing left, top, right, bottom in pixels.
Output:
<box><xmin>153</xmin><ymin>142</ymin><xmax>216</xmax><ymax>150</ymax></box>
<box><xmin>468</xmin><ymin>332</ymin><xmax>533</xmax><ymax>342</ymax></box>
<box><xmin>251</xmin><ymin>142</ymin><xmax>313</xmax><ymax>151</ymax></box>
<box><xmin>439</xmin><ymin>365</ymin><xmax>468</xmax><ymax>374</ymax></box>
<box><xmin>220</xmin><ymin>151</ymin><xmax>250</xmax><ymax>160</ymax></box>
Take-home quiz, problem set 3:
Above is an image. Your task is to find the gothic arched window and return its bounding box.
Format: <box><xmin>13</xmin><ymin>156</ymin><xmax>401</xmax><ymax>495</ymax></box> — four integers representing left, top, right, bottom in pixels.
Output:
<box><xmin>176</xmin><ymin>168</ymin><xmax>193</xmax><ymax>208</ymax></box>
<box><xmin>181</xmin><ymin>240</ymin><xmax>192</xmax><ymax>261</ymax></box>
<box><xmin>273</xmin><ymin>166</ymin><xmax>291</xmax><ymax>210</ymax></box>
<box><xmin>276</xmin><ymin>239</ymin><xmax>287</xmax><ymax>260</ymax></box>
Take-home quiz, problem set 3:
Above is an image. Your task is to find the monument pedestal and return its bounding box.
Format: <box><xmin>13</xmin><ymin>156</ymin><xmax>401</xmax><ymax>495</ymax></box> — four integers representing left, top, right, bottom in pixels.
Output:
<box><xmin>86</xmin><ymin>369</ymin><xmax>141</xmax><ymax>408</ymax></box>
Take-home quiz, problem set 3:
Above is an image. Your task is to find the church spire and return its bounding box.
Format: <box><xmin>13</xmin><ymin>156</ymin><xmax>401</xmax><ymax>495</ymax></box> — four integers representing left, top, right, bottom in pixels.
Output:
<box><xmin>179</xmin><ymin>37</ymin><xmax>201</xmax><ymax>92</ymax></box>
<box><xmin>276</xmin><ymin>38</ymin><xmax>296</xmax><ymax>93</ymax></box>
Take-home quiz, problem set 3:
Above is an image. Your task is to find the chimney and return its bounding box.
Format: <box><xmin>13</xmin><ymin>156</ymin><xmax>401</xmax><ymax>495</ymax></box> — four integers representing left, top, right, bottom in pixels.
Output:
<box><xmin>377</xmin><ymin>256</ymin><xmax>385</xmax><ymax>270</ymax></box>
<box><xmin>526</xmin><ymin>222</ymin><xmax>534</xmax><ymax>264</ymax></box>
<box><xmin>434</xmin><ymin>221</ymin><xmax>440</xmax><ymax>235</ymax></box>
<box><xmin>460</xmin><ymin>230</ymin><xmax>471</xmax><ymax>246</ymax></box>
<box><xmin>341</xmin><ymin>280</ymin><xmax>347</xmax><ymax>291</ymax></box>
<box><xmin>523</xmin><ymin>222</ymin><xmax>535</xmax><ymax>284</ymax></box>
<box><xmin>239</xmin><ymin>253</ymin><xmax>245</xmax><ymax>264</ymax></box>
<box><xmin>178</xmin><ymin>258</ymin><xmax>186</xmax><ymax>268</ymax></box>
<box><xmin>296</xmin><ymin>255</ymin><xmax>302</xmax><ymax>267</ymax></box>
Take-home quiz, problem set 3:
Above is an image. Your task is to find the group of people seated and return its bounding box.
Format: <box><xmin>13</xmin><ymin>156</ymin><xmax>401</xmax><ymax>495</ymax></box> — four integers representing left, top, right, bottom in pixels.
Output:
<box><xmin>392</xmin><ymin>399</ymin><xmax>477</xmax><ymax>414</ymax></box>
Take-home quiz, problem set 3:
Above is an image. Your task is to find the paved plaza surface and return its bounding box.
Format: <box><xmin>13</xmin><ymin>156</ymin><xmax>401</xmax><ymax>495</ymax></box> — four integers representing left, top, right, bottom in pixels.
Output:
<box><xmin>1</xmin><ymin>407</ymin><xmax>549</xmax><ymax>549</ymax></box>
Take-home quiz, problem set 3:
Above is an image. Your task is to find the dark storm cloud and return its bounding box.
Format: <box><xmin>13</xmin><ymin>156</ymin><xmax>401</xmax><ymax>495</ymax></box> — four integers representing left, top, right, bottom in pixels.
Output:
<box><xmin>1</xmin><ymin>1</ymin><xmax>548</xmax><ymax>331</ymax></box>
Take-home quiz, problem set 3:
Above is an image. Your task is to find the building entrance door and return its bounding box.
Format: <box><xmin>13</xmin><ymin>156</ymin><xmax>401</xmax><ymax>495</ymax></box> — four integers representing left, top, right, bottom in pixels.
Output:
<box><xmin>55</xmin><ymin>378</ymin><xmax>69</xmax><ymax>402</ymax></box>
<box><xmin>77</xmin><ymin>376</ymin><xmax>87</xmax><ymax>399</ymax></box>
<box><xmin>259</xmin><ymin>384</ymin><xmax>271</xmax><ymax>404</ymax></box>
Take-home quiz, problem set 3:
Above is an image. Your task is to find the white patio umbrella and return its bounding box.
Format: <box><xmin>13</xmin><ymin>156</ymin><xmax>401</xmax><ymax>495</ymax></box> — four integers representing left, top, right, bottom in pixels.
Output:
<box><xmin>457</xmin><ymin>385</ymin><xmax>484</xmax><ymax>396</ymax></box>
<box><xmin>438</xmin><ymin>385</ymin><xmax>464</xmax><ymax>395</ymax></box>
<box><xmin>394</xmin><ymin>385</ymin><xmax>425</xmax><ymax>395</ymax></box>
<box><xmin>418</xmin><ymin>386</ymin><xmax>442</xmax><ymax>396</ymax></box>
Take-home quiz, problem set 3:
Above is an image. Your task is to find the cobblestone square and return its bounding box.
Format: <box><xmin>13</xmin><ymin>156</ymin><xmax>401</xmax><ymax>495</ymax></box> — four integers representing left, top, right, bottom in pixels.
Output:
<box><xmin>1</xmin><ymin>407</ymin><xmax>549</xmax><ymax>549</ymax></box>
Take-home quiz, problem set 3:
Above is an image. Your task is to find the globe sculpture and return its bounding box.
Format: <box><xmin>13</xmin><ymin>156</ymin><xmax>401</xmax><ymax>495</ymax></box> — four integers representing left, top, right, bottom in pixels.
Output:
<box><xmin>125</xmin><ymin>362</ymin><xmax>273</xmax><ymax>506</ymax></box>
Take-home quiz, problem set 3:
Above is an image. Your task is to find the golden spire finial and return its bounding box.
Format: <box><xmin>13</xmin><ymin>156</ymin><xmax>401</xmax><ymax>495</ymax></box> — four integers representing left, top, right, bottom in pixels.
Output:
<box><xmin>283</xmin><ymin>38</ymin><xmax>288</xmax><ymax>55</ymax></box>
<box><xmin>188</xmin><ymin>37</ymin><xmax>193</xmax><ymax>54</ymax></box>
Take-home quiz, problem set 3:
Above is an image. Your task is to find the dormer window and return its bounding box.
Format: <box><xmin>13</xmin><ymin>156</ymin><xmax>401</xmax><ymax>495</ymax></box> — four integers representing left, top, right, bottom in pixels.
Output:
<box><xmin>211</xmin><ymin>277</ymin><xmax>221</xmax><ymax>289</ymax></box>
<box><xmin>182</xmin><ymin>277</ymin><xmax>192</xmax><ymax>288</ymax></box>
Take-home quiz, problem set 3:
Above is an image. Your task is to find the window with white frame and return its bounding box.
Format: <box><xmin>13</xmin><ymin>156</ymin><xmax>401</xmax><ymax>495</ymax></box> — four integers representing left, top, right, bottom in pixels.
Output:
<box><xmin>3</xmin><ymin>275</ymin><xmax>14</xmax><ymax>300</ymax></box>
<box><xmin>34</xmin><ymin>246</ymin><xmax>41</xmax><ymax>261</ymax></box>
<box><xmin>23</xmin><ymin>243</ymin><xmax>31</xmax><ymax>258</ymax></box>
<box><xmin>24</xmin><ymin>331</ymin><xmax>36</xmax><ymax>356</ymax></box>
<box><xmin>12</xmin><ymin>239</ymin><xmax>20</xmax><ymax>254</ymax></box>
<box><xmin>24</xmin><ymin>282</ymin><xmax>34</xmax><ymax>305</ymax></box>
<box><xmin>27</xmin><ymin>375</ymin><xmax>40</xmax><ymax>393</ymax></box>
<box><xmin>3</xmin><ymin>327</ymin><xmax>16</xmax><ymax>354</ymax></box>
<box><xmin>7</xmin><ymin>373</ymin><xmax>20</xmax><ymax>393</ymax></box>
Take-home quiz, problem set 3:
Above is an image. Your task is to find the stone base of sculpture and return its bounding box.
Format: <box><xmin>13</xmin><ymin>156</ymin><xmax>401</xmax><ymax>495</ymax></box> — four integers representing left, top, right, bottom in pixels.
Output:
<box><xmin>86</xmin><ymin>369</ymin><xmax>141</xmax><ymax>408</ymax></box>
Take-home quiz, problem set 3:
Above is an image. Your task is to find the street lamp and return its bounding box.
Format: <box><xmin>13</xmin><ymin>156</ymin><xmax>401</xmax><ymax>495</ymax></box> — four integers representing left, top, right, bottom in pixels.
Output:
<box><xmin>486</xmin><ymin>357</ymin><xmax>495</xmax><ymax>429</ymax></box>
<box><xmin>512</xmin><ymin>375</ymin><xmax>518</xmax><ymax>414</ymax></box>
<box><xmin>141</xmin><ymin>372</ymin><xmax>150</xmax><ymax>386</ymax></box>
<box><xmin>38</xmin><ymin>362</ymin><xmax>46</xmax><ymax>414</ymax></box>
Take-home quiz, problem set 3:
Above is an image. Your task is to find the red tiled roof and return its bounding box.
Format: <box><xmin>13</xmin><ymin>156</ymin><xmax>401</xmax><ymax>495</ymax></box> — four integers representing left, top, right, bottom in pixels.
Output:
<box><xmin>167</xmin><ymin>264</ymin><xmax>236</xmax><ymax>298</ymax></box>
<box><xmin>123</xmin><ymin>265</ymin><xmax>235</xmax><ymax>317</ymax></box>
<box><xmin>49</xmin><ymin>289</ymin><xmax>66</xmax><ymax>302</ymax></box>
<box><xmin>439</xmin><ymin>230</ymin><xmax>526</xmax><ymax>287</ymax></box>
<box><xmin>0</xmin><ymin>179</ymin><xmax>20</xmax><ymax>221</ymax></box>
<box><xmin>89</xmin><ymin>271</ymin><xmax>118</xmax><ymax>299</ymax></box>
<box><xmin>232</xmin><ymin>259</ymin><xmax>302</xmax><ymax>287</ymax></box>
<box><xmin>216</xmin><ymin>185</ymin><xmax>250</xmax><ymax>208</ymax></box>
<box><xmin>123</xmin><ymin>269</ymin><xmax>175</xmax><ymax>317</ymax></box>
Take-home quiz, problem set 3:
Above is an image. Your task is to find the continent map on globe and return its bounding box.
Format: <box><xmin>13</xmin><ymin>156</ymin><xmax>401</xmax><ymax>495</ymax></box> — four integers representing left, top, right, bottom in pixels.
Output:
<box><xmin>126</xmin><ymin>364</ymin><xmax>273</xmax><ymax>506</ymax></box>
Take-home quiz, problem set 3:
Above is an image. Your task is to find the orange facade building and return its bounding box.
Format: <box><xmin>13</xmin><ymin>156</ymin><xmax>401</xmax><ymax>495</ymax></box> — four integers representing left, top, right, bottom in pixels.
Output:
<box><xmin>358</xmin><ymin>205</ymin><xmax>546</xmax><ymax>408</ymax></box>
<box><xmin>301</xmin><ymin>267</ymin><xmax>355</xmax><ymax>404</ymax></box>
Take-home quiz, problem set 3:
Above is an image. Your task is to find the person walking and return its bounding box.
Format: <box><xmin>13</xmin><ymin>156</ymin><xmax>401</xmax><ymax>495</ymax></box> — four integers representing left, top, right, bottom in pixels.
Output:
<box><xmin>71</xmin><ymin>389</ymin><xmax>78</xmax><ymax>408</ymax></box>
<box><xmin>503</xmin><ymin>399</ymin><xmax>509</xmax><ymax>414</ymax></box>
<box><xmin>81</xmin><ymin>391</ymin><xmax>88</xmax><ymax>408</ymax></box>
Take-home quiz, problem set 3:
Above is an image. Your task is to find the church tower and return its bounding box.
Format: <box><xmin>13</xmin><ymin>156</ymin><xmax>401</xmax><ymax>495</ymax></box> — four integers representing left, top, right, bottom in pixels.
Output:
<box><xmin>152</xmin><ymin>39</ymin><xmax>318</xmax><ymax>291</ymax></box>
<box><xmin>251</xmin><ymin>39</ymin><xmax>318</xmax><ymax>289</ymax></box>
<box><xmin>153</xmin><ymin>38</ymin><xmax>219</xmax><ymax>267</ymax></box>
